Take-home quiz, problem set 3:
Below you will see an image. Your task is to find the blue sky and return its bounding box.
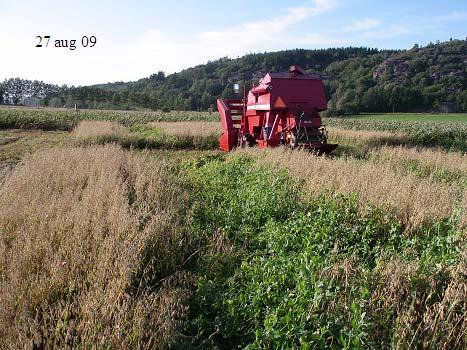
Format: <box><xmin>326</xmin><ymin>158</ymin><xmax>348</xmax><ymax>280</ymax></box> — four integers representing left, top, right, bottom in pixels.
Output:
<box><xmin>1</xmin><ymin>0</ymin><xmax>466</xmax><ymax>85</ymax></box>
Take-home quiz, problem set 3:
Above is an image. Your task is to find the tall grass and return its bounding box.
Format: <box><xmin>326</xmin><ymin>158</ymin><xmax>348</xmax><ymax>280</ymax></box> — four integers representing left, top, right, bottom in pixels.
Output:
<box><xmin>0</xmin><ymin>107</ymin><xmax>216</xmax><ymax>131</ymax></box>
<box><xmin>72</xmin><ymin>121</ymin><xmax>218</xmax><ymax>150</ymax></box>
<box><xmin>0</xmin><ymin>164</ymin><xmax>13</xmax><ymax>186</ymax></box>
<box><xmin>2</xmin><ymin>116</ymin><xmax>466</xmax><ymax>348</ymax></box>
<box><xmin>0</xmin><ymin>145</ymin><xmax>193</xmax><ymax>349</ymax></box>
<box><xmin>72</xmin><ymin>120</ymin><xmax>130</xmax><ymax>139</ymax></box>
<box><xmin>372</xmin><ymin>145</ymin><xmax>466</xmax><ymax>173</ymax></box>
<box><xmin>1</xmin><ymin>146</ymin><xmax>465</xmax><ymax>348</ymax></box>
<box><xmin>368</xmin><ymin>145</ymin><xmax>467</xmax><ymax>185</ymax></box>
<box><xmin>328</xmin><ymin>127</ymin><xmax>408</xmax><ymax>147</ymax></box>
<box><xmin>2</xmin><ymin>108</ymin><xmax>466</xmax><ymax>152</ymax></box>
<box><xmin>148</xmin><ymin>121</ymin><xmax>221</xmax><ymax>137</ymax></box>
<box><xmin>353</xmin><ymin>113</ymin><xmax>467</xmax><ymax>122</ymax></box>
<box><xmin>325</xmin><ymin>118</ymin><xmax>467</xmax><ymax>151</ymax></box>
<box><xmin>245</xmin><ymin>148</ymin><xmax>465</xmax><ymax>230</ymax></box>
<box><xmin>327</xmin><ymin>126</ymin><xmax>409</xmax><ymax>157</ymax></box>
<box><xmin>183</xmin><ymin>154</ymin><xmax>466</xmax><ymax>349</ymax></box>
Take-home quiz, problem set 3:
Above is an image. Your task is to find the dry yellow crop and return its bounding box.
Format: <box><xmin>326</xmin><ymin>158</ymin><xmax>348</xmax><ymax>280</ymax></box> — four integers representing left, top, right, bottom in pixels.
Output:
<box><xmin>72</xmin><ymin>120</ymin><xmax>131</xmax><ymax>139</ymax></box>
<box><xmin>0</xmin><ymin>145</ymin><xmax>191</xmax><ymax>348</ymax></box>
<box><xmin>327</xmin><ymin>126</ymin><xmax>408</xmax><ymax>146</ymax></box>
<box><xmin>149</xmin><ymin>121</ymin><xmax>222</xmax><ymax>136</ymax></box>
<box><xmin>369</xmin><ymin>145</ymin><xmax>467</xmax><ymax>174</ymax></box>
<box><xmin>243</xmin><ymin>147</ymin><xmax>465</xmax><ymax>230</ymax></box>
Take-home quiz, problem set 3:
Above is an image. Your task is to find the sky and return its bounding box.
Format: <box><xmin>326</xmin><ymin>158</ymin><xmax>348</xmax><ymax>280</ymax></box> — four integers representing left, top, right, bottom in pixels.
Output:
<box><xmin>1</xmin><ymin>0</ymin><xmax>466</xmax><ymax>86</ymax></box>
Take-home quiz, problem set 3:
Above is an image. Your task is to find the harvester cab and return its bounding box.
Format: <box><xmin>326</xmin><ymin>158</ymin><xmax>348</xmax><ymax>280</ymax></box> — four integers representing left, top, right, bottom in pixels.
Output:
<box><xmin>217</xmin><ymin>65</ymin><xmax>337</xmax><ymax>153</ymax></box>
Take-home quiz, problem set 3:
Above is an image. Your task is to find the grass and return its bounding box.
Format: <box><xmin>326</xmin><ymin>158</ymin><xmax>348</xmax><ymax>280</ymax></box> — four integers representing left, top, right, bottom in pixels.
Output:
<box><xmin>1</xmin><ymin>144</ymin><xmax>465</xmax><ymax>349</ymax></box>
<box><xmin>327</xmin><ymin>127</ymin><xmax>409</xmax><ymax>157</ymax></box>
<box><xmin>326</xmin><ymin>128</ymin><xmax>467</xmax><ymax>186</ymax></box>
<box><xmin>71</xmin><ymin>120</ymin><xmax>466</xmax><ymax>228</ymax></box>
<box><xmin>352</xmin><ymin>113</ymin><xmax>467</xmax><ymax>123</ymax></box>
<box><xmin>0</xmin><ymin>129</ymin><xmax>69</xmax><ymax>165</ymax></box>
<box><xmin>148</xmin><ymin>121</ymin><xmax>222</xmax><ymax>137</ymax></box>
<box><xmin>325</xmin><ymin>118</ymin><xmax>467</xmax><ymax>151</ymax></box>
<box><xmin>0</xmin><ymin>145</ymin><xmax>195</xmax><ymax>349</ymax></box>
<box><xmin>72</xmin><ymin>121</ymin><xmax>219</xmax><ymax>150</ymax></box>
<box><xmin>368</xmin><ymin>146</ymin><xmax>467</xmax><ymax>187</ymax></box>
<box><xmin>0</xmin><ymin>112</ymin><xmax>466</xmax><ymax>349</ymax></box>
<box><xmin>248</xmin><ymin>147</ymin><xmax>465</xmax><ymax>230</ymax></box>
<box><xmin>182</xmin><ymin>154</ymin><xmax>466</xmax><ymax>349</ymax></box>
<box><xmin>0</xmin><ymin>106</ymin><xmax>216</xmax><ymax>131</ymax></box>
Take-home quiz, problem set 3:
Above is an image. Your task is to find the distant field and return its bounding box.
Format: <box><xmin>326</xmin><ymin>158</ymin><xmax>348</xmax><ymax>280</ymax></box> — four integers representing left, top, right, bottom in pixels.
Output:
<box><xmin>2</xmin><ymin>106</ymin><xmax>467</xmax><ymax>125</ymax></box>
<box><xmin>353</xmin><ymin>113</ymin><xmax>467</xmax><ymax>122</ymax></box>
<box><xmin>325</xmin><ymin>117</ymin><xmax>467</xmax><ymax>151</ymax></box>
<box><xmin>1</xmin><ymin>107</ymin><xmax>466</xmax><ymax>151</ymax></box>
<box><xmin>0</xmin><ymin>106</ymin><xmax>215</xmax><ymax>130</ymax></box>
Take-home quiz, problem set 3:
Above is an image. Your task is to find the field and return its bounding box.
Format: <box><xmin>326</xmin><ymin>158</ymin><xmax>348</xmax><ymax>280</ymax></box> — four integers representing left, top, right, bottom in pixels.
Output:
<box><xmin>0</xmin><ymin>107</ymin><xmax>466</xmax><ymax>349</ymax></box>
<box><xmin>353</xmin><ymin>113</ymin><xmax>467</xmax><ymax>123</ymax></box>
<box><xmin>0</xmin><ymin>106</ymin><xmax>216</xmax><ymax>130</ymax></box>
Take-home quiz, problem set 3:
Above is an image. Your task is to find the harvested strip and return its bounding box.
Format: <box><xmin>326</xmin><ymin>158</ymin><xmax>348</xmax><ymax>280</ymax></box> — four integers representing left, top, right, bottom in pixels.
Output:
<box><xmin>0</xmin><ymin>137</ymin><xmax>21</xmax><ymax>146</ymax></box>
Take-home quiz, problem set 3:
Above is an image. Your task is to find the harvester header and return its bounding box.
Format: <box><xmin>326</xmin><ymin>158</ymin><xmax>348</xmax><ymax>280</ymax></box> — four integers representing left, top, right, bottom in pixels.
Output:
<box><xmin>217</xmin><ymin>65</ymin><xmax>337</xmax><ymax>153</ymax></box>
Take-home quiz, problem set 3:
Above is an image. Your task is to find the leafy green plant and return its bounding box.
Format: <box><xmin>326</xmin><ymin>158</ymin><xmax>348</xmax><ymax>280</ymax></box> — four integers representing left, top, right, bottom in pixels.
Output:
<box><xmin>180</xmin><ymin>154</ymin><xmax>464</xmax><ymax>349</ymax></box>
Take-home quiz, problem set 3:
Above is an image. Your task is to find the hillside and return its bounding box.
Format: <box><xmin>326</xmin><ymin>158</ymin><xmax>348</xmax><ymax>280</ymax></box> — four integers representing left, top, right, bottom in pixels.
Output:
<box><xmin>1</xmin><ymin>39</ymin><xmax>466</xmax><ymax>113</ymax></box>
<box><xmin>326</xmin><ymin>40</ymin><xmax>467</xmax><ymax>113</ymax></box>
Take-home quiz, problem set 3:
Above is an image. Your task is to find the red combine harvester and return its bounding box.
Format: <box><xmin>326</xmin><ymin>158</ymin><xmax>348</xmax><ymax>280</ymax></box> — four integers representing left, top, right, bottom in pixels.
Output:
<box><xmin>217</xmin><ymin>65</ymin><xmax>337</xmax><ymax>153</ymax></box>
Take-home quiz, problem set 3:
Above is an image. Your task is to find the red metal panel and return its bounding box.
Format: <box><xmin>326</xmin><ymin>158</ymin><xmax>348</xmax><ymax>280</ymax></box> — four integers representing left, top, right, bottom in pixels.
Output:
<box><xmin>217</xmin><ymin>98</ymin><xmax>233</xmax><ymax>130</ymax></box>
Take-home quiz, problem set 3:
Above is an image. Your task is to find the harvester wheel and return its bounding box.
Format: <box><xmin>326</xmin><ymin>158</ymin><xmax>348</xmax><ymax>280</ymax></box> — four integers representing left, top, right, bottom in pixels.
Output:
<box><xmin>288</xmin><ymin>134</ymin><xmax>298</xmax><ymax>150</ymax></box>
<box><xmin>242</xmin><ymin>133</ymin><xmax>255</xmax><ymax>147</ymax></box>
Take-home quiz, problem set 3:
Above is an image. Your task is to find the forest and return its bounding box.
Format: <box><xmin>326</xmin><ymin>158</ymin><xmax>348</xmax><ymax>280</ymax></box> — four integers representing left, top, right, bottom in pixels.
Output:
<box><xmin>1</xmin><ymin>39</ymin><xmax>466</xmax><ymax>113</ymax></box>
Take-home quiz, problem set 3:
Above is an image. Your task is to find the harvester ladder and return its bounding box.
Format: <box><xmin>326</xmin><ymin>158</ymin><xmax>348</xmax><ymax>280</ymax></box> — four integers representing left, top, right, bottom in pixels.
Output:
<box><xmin>226</xmin><ymin>99</ymin><xmax>243</xmax><ymax>127</ymax></box>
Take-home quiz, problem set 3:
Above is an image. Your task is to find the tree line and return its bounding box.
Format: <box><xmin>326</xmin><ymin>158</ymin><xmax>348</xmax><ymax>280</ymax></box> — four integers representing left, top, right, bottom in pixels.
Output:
<box><xmin>1</xmin><ymin>39</ymin><xmax>465</xmax><ymax>113</ymax></box>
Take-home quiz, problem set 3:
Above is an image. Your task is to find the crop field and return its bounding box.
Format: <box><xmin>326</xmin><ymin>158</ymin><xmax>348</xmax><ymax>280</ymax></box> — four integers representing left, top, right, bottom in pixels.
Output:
<box><xmin>0</xmin><ymin>107</ymin><xmax>466</xmax><ymax>349</ymax></box>
<box><xmin>0</xmin><ymin>106</ymin><xmax>217</xmax><ymax>130</ymax></box>
<box><xmin>326</xmin><ymin>118</ymin><xmax>467</xmax><ymax>152</ymax></box>
<box><xmin>353</xmin><ymin>113</ymin><xmax>467</xmax><ymax>123</ymax></box>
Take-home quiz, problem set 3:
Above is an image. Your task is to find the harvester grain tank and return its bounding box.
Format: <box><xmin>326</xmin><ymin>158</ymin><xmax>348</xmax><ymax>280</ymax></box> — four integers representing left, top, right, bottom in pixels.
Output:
<box><xmin>217</xmin><ymin>65</ymin><xmax>337</xmax><ymax>153</ymax></box>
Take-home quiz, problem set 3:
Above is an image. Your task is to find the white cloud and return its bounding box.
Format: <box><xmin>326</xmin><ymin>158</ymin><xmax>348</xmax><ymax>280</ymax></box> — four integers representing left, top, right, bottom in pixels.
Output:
<box><xmin>134</xmin><ymin>7</ymin><xmax>466</xmax><ymax>77</ymax></box>
<box><xmin>344</xmin><ymin>10</ymin><xmax>467</xmax><ymax>44</ymax></box>
<box><xmin>123</xmin><ymin>0</ymin><xmax>341</xmax><ymax>82</ymax></box>
<box><xmin>7</xmin><ymin>2</ymin><xmax>466</xmax><ymax>86</ymax></box>
<box><xmin>344</xmin><ymin>18</ymin><xmax>382</xmax><ymax>32</ymax></box>
<box><xmin>0</xmin><ymin>0</ymin><xmax>341</xmax><ymax>85</ymax></box>
<box><xmin>350</xmin><ymin>10</ymin><xmax>467</xmax><ymax>42</ymax></box>
<box><xmin>292</xmin><ymin>33</ymin><xmax>348</xmax><ymax>46</ymax></box>
<box><xmin>198</xmin><ymin>0</ymin><xmax>338</xmax><ymax>54</ymax></box>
